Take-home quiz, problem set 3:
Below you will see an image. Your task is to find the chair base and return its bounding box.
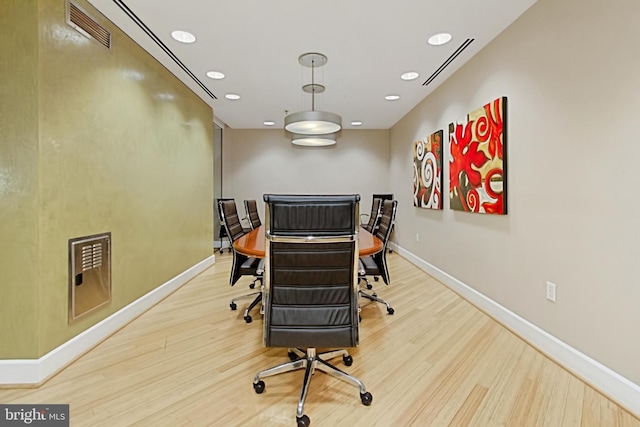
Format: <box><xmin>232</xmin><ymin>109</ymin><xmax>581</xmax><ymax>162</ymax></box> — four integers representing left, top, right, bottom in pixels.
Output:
<box><xmin>358</xmin><ymin>278</ymin><xmax>395</xmax><ymax>315</ymax></box>
<box><xmin>230</xmin><ymin>291</ymin><xmax>262</xmax><ymax>323</ymax></box>
<box><xmin>253</xmin><ymin>348</ymin><xmax>372</xmax><ymax>425</ymax></box>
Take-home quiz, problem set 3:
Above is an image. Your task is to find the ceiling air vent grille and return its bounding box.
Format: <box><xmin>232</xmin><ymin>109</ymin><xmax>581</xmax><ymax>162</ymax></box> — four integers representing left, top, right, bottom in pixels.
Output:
<box><xmin>112</xmin><ymin>0</ymin><xmax>216</xmax><ymax>99</ymax></box>
<box><xmin>67</xmin><ymin>1</ymin><xmax>111</xmax><ymax>49</ymax></box>
<box><xmin>423</xmin><ymin>38</ymin><xmax>474</xmax><ymax>87</ymax></box>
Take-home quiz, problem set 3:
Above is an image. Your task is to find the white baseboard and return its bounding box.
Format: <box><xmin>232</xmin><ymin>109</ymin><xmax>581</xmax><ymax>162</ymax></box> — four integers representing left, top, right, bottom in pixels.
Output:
<box><xmin>0</xmin><ymin>255</ymin><xmax>215</xmax><ymax>386</ymax></box>
<box><xmin>389</xmin><ymin>243</ymin><xmax>640</xmax><ymax>418</ymax></box>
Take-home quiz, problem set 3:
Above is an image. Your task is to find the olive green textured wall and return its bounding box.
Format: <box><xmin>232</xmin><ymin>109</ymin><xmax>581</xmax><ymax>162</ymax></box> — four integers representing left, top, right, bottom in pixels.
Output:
<box><xmin>0</xmin><ymin>1</ymin><xmax>41</xmax><ymax>358</ymax></box>
<box><xmin>0</xmin><ymin>0</ymin><xmax>214</xmax><ymax>358</ymax></box>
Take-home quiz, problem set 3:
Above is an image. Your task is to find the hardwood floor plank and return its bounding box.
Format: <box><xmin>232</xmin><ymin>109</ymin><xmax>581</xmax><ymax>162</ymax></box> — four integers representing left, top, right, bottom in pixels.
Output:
<box><xmin>448</xmin><ymin>384</ymin><xmax>489</xmax><ymax>427</ymax></box>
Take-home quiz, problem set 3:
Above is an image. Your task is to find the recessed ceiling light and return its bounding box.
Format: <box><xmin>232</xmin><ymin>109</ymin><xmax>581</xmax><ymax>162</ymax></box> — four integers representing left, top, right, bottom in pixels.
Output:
<box><xmin>400</xmin><ymin>72</ymin><xmax>419</xmax><ymax>81</ymax></box>
<box><xmin>428</xmin><ymin>32</ymin><xmax>452</xmax><ymax>46</ymax></box>
<box><xmin>206</xmin><ymin>70</ymin><xmax>225</xmax><ymax>80</ymax></box>
<box><xmin>171</xmin><ymin>30</ymin><xmax>196</xmax><ymax>44</ymax></box>
<box><xmin>351</xmin><ymin>121</ymin><xmax>362</xmax><ymax>126</ymax></box>
<box><xmin>264</xmin><ymin>121</ymin><xmax>275</xmax><ymax>126</ymax></box>
<box><xmin>225</xmin><ymin>93</ymin><xmax>240</xmax><ymax>100</ymax></box>
<box><xmin>122</xmin><ymin>69</ymin><xmax>145</xmax><ymax>81</ymax></box>
<box><xmin>385</xmin><ymin>95</ymin><xmax>400</xmax><ymax>101</ymax></box>
<box><xmin>154</xmin><ymin>93</ymin><xmax>174</xmax><ymax>101</ymax></box>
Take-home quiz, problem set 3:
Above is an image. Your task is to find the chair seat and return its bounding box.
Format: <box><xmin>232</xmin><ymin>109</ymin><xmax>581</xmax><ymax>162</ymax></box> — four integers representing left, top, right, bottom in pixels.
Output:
<box><xmin>359</xmin><ymin>256</ymin><xmax>379</xmax><ymax>275</ymax></box>
<box><xmin>240</xmin><ymin>257</ymin><xmax>264</xmax><ymax>272</ymax></box>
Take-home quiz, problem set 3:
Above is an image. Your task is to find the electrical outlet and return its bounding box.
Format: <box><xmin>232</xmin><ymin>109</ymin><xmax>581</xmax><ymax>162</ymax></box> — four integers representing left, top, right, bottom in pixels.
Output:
<box><xmin>546</xmin><ymin>281</ymin><xmax>556</xmax><ymax>302</ymax></box>
<box><xmin>416</xmin><ymin>233</ymin><xmax>420</xmax><ymax>242</ymax></box>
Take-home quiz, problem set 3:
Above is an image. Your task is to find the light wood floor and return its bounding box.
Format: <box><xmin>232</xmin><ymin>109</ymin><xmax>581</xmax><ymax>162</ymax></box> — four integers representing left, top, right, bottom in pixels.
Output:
<box><xmin>1</xmin><ymin>252</ymin><xmax>638</xmax><ymax>426</ymax></box>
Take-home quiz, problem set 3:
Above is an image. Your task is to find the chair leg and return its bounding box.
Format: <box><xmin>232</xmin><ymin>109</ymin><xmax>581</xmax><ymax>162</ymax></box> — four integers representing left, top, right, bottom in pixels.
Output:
<box><xmin>359</xmin><ymin>290</ymin><xmax>395</xmax><ymax>315</ymax></box>
<box><xmin>317</xmin><ymin>349</ymin><xmax>348</xmax><ymax>361</ymax></box>
<box><xmin>297</xmin><ymin>354</ymin><xmax>316</xmax><ymax>419</ymax></box>
<box><xmin>315</xmin><ymin>357</ymin><xmax>367</xmax><ymax>395</ymax></box>
<box><xmin>254</xmin><ymin>358</ymin><xmax>307</xmax><ymax>382</ymax></box>
<box><xmin>230</xmin><ymin>291</ymin><xmax>261</xmax><ymax>310</ymax></box>
<box><xmin>359</xmin><ymin>277</ymin><xmax>374</xmax><ymax>290</ymax></box>
<box><xmin>242</xmin><ymin>293</ymin><xmax>262</xmax><ymax>323</ymax></box>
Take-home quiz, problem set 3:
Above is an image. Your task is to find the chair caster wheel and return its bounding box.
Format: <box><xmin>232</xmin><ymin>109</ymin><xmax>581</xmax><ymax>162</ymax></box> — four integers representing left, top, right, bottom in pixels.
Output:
<box><xmin>374</xmin><ymin>277</ymin><xmax>379</xmax><ymax>282</ymax></box>
<box><xmin>366</xmin><ymin>283</ymin><xmax>373</xmax><ymax>290</ymax></box>
<box><xmin>249</xmin><ymin>283</ymin><xmax>255</xmax><ymax>289</ymax></box>
<box><xmin>230</xmin><ymin>302</ymin><xmax>237</xmax><ymax>310</ymax></box>
<box><xmin>343</xmin><ymin>355</ymin><xmax>353</xmax><ymax>366</ymax></box>
<box><xmin>296</xmin><ymin>414</ymin><xmax>310</xmax><ymax>427</ymax></box>
<box><xmin>288</xmin><ymin>351</ymin><xmax>298</xmax><ymax>361</ymax></box>
<box><xmin>387</xmin><ymin>307</ymin><xmax>395</xmax><ymax>315</ymax></box>
<box><xmin>253</xmin><ymin>380</ymin><xmax>265</xmax><ymax>394</ymax></box>
<box><xmin>244</xmin><ymin>315</ymin><xmax>252</xmax><ymax>323</ymax></box>
<box><xmin>360</xmin><ymin>391</ymin><xmax>373</xmax><ymax>406</ymax></box>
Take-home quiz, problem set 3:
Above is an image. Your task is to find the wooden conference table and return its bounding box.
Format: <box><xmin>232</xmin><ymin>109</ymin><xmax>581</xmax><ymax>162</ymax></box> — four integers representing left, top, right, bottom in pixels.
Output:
<box><xmin>234</xmin><ymin>225</ymin><xmax>383</xmax><ymax>258</ymax></box>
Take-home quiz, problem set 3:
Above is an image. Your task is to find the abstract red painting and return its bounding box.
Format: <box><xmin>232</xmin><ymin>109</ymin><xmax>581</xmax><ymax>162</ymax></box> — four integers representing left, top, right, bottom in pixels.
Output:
<box><xmin>413</xmin><ymin>130</ymin><xmax>443</xmax><ymax>209</ymax></box>
<box><xmin>449</xmin><ymin>97</ymin><xmax>507</xmax><ymax>214</ymax></box>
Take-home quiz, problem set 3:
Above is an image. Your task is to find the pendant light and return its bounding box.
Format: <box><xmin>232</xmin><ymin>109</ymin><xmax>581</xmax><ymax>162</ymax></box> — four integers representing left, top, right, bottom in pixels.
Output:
<box><xmin>290</xmin><ymin>133</ymin><xmax>337</xmax><ymax>147</ymax></box>
<box><xmin>285</xmin><ymin>52</ymin><xmax>342</xmax><ymax>138</ymax></box>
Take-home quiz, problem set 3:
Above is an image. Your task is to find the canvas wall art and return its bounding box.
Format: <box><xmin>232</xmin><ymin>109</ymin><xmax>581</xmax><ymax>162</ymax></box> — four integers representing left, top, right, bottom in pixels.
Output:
<box><xmin>449</xmin><ymin>97</ymin><xmax>507</xmax><ymax>214</ymax></box>
<box><xmin>413</xmin><ymin>130</ymin><xmax>443</xmax><ymax>209</ymax></box>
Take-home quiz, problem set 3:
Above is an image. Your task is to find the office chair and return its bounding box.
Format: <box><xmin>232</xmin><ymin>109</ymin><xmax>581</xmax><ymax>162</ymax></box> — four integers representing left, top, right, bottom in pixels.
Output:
<box><xmin>359</xmin><ymin>199</ymin><xmax>398</xmax><ymax>315</ymax></box>
<box><xmin>217</xmin><ymin>199</ymin><xmax>264</xmax><ymax>323</ymax></box>
<box><xmin>216</xmin><ymin>198</ymin><xmax>251</xmax><ymax>253</ymax></box>
<box><xmin>360</xmin><ymin>197</ymin><xmax>383</xmax><ymax>233</ymax></box>
<box><xmin>253</xmin><ymin>194</ymin><xmax>373</xmax><ymax>427</ymax></box>
<box><xmin>244</xmin><ymin>199</ymin><xmax>262</xmax><ymax>230</ymax></box>
<box><xmin>371</xmin><ymin>194</ymin><xmax>394</xmax><ymax>252</ymax></box>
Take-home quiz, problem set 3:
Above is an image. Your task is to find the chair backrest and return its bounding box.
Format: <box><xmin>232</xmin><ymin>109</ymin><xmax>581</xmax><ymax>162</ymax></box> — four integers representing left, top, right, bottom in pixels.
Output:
<box><xmin>217</xmin><ymin>199</ymin><xmax>246</xmax><ymax>243</ymax></box>
<box><xmin>244</xmin><ymin>199</ymin><xmax>262</xmax><ymax>230</ymax></box>
<box><xmin>364</xmin><ymin>199</ymin><xmax>397</xmax><ymax>286</ymax></box>
<box><xmin>265</xmin><ymin>194</ymin><xmax>359</xmax><ymax>237</ymax></box>
<box><xmin>215</xmin><ymin>198</ymin><xmax>234</xmax><ymax>238</ymax></box>
<box><xmin>372</xmin><ymin>193</ymin><xmax>394</xmax><ymax>202</ymax></box>
<box><xmin>364</xmin><ymin>198</ymin><xmax>383</xmax><ymax>233</ymax></box>
<box><xmin>375</xmin><ymin>199</ymin><xmax>397</xmax><ymax>247</ymax></box>
<box><xmin>262</xmin><ymin>194</ymin><xmax>361</xmax><ymax>349</ymax></box>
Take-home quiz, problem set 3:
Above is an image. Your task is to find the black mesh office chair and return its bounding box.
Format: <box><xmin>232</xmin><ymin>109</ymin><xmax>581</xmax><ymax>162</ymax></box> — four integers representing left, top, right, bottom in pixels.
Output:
<box><xmin>217</xmin><ymin>199</ymin><xmax>264</xmax><ymax>323</ymax></box>
<box><xmin>359</xmin><ymin>199</ymin><xmax>398</xmax><ymax>315</ymax></box>
<box><xmin>216</xmin><ymin>198</ymin><xmax>250</xmax><ymax>253</ymax></box>
<box><xmin>253</xmin><ymin>194</ymin><xmax>373</xmax><ymax>427</ymax></box>
<box><xmin>372</xmin><ymin>194</ymin><xmax>395</xmax><ymax>252</ymax></box>
<box><xmin>361</xmin><ymin>197</ymin><xmax>383</xmax><ymax>233</ymax></box>
<box><xmin>244</xmin><ymin>199</ymin><xmax>262</xmax><ymax>230</ymax></box>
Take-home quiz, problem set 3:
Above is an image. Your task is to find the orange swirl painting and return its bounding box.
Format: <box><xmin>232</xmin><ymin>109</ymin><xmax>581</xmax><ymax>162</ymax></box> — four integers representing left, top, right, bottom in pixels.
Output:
<box><xmin>413</xmin><ymin>130</ymin><xmax>443</xmax><ymax>210</ymax></box>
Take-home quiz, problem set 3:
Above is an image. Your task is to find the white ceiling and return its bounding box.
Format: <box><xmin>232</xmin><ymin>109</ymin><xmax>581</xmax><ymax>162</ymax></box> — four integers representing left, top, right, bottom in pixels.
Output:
<box><xmin>87</xmin><ymin>0</ymin><xmax>536</xmax><ymax>130</ymax></box>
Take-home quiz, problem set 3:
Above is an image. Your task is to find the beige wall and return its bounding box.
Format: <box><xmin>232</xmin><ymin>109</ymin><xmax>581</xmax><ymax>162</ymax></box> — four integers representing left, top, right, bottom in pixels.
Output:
<box><xmin>0</xmin><ymin>1</ymin><xmax>41</xmax><ymax>358</ymax></box>
<box><xmin>223</xmin><ymin>129</ymin><xmax>390</xmax><ymax>219</ymax></box>
<box><xmin>390</xmin><ymin>0</ymin><xmax>640</xmax><ymax>384</ymax></box>
<box><xmin>0</xmin><ymin>0</ymin><xmax>214</xmax><ymax>358</ymax></box>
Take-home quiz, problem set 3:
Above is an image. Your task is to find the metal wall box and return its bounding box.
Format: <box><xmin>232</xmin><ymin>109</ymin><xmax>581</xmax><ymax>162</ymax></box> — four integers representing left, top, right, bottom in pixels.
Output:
<box><xmin>68</xmin><ymin>232</ymin><xmax>111</xmax><ymax>323</ymax></box>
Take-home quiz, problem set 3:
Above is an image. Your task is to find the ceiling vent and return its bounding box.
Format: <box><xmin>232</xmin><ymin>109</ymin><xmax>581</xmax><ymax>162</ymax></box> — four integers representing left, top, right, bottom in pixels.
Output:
<box><xmin>423</xmin><ymin>38</ymin><xmax>474</xmax><ymax>87</ymax></box>
<box><xmin>111</xmin><ymin>0</ymin><xmax>216</xmax><ymax>99</ymax></box>
<box><xmin>67</xmin><ymin>1</ymin><xmax>111</xmax><ymax>49</ymax></box>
